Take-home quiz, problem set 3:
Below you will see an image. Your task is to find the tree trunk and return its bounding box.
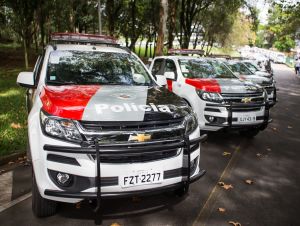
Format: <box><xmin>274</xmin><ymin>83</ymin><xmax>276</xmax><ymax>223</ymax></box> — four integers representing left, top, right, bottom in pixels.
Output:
<box><xmin>23</xmin><ymin>37</ymin><xmax>29</xmax><ymax>69</ymax></box>
<box><xmin>144</xmin><ymin>39</ymin><xmax>149</xmax><ymax>57</ymax></box>
<box><xmin>167</xmin><ymin>0</ymin><xmax>177</xmax><ymax>49</ymax></box>
<box><xmin>155</xmin><ymin>0</ymin><xmax>168</xmax><ymax>56</ymax></box>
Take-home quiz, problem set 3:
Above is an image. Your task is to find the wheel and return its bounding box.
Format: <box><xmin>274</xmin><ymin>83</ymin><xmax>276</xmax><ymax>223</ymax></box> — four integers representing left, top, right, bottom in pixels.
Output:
<box><xmin>239</xmin><ymin>128</ymin><xmax>260</xmax><ymax>138</ymax></box>
<box><xmin>174</xmin><ymin>185</ymin><xmax>189</xmax><ymax>197</ymax></box>
<box><xmin>32</xmin><ymin>173</ymin><xmax>57</xmax><ymax>217</ymax></box>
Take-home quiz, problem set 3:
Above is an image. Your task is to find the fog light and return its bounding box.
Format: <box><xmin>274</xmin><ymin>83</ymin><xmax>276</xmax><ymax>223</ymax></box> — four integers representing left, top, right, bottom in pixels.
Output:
<box><xmin>56</xmin><ymin>172</ymin><xmax>72</xmax><ymax>186</ymax></box>
<box><xmin>208</xmin><ymin>116</ymin><xmax>215</xmax><ymax>122</ymax></box>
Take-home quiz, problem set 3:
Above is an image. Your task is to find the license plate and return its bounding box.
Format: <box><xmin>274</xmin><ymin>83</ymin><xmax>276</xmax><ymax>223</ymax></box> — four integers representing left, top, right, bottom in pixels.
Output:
<box><xmin>120</xmin><ymin>170</ymin><xmax>163</xmax><ymax>188</ymax></box>
<box><xmin>238</xmin><ymin>114</ymin><xmax>256</xmax><ymax>123</ymax></box>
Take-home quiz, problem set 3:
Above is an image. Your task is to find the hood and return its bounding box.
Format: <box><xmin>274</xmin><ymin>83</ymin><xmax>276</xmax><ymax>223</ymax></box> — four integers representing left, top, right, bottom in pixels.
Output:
<box><xmin>185</xmin><ymin>78</ymin><xmax>263</xmax><ymax>94</ymax></box>
<box><xmin>40</xmin><ymin>85</ymin><xmax>190</xmax><ymax>121</ymax></box>
<box><xmin>237</xmin><ymin>74</ymin><xmax>273</xmax><ymax>86</ymax></box>
<box><xmin>255</xmin><ymin>71</ymin><xmax>272</xmax><ymax>78</ymax></box>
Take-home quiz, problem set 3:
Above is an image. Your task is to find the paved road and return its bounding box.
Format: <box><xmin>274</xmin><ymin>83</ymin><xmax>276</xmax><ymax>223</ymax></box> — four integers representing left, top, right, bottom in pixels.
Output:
<box><xmin>0</xmin><ymin>64</ymin><xmax>299</xmax><ymax>226</ymax></box>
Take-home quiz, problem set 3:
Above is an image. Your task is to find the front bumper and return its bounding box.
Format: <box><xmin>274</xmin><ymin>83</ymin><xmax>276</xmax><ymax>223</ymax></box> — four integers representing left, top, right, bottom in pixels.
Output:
<box><xmin>203</xmin><ymin>102</ymin><xmax>270</xmax><ymax>131</ymax></box>
<box><xmin>41</xmin><ymin>134</ymin><xmax>207</xmax><ymax>205</ymax></box>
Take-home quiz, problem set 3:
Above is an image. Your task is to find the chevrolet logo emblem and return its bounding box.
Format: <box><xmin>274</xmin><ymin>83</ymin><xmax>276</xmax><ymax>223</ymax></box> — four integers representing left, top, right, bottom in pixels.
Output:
<box><xmin>129</xmin><ymin>133</ymin><xmax>152</xmax><ymax>142</ymax></box>
<box><xmin>241</xmin><ymin>97</ymin><xmax>252</xmax><ymax>103</ymax></box>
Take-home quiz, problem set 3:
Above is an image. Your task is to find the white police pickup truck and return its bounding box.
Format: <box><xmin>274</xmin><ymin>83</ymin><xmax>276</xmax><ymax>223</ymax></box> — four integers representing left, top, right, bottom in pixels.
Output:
<box><xmin>150</xmin><ymin>50</ymin><xmax>271</xmax><ymax>137</ymax></box>
<box><xmin>17</xmin><ymin>34</ymin><xmax>206</xmax><ymax>218</ymax></box>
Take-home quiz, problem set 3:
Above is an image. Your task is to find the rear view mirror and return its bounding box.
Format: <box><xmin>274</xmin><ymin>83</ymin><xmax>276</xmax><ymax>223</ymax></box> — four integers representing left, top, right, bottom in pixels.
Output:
<box><xmin>164</xmin><ymin>71</ymin><xmax>175</xmax><ymax>80</ymax></box>
<box><xmin>17</xmin><ymin>72</ymin><xmax>35</xmax><ymax>88</ymax></box>
<box><xmin>156</xmin><ymin>75</ymin><xmax>167</xmax><ymax>86</ymax></box>
<box><xmin>133</xmin><ymin>73</ymin><xmax>146</xmax><ymax>84</ymax></box>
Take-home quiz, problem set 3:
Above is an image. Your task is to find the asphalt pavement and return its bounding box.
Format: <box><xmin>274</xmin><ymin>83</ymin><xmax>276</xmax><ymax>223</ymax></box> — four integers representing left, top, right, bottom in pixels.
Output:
<box><xmin>0</xmin><ymin>64</ymin><xmax>299</xmax><ymax>226</ymax></box>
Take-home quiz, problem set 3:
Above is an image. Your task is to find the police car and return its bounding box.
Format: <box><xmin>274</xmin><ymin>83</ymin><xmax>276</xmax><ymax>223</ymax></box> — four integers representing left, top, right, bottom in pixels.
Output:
<box><xmin>149</xmin><ymin>50</ymin><xmax>271</xmax><ymax>136</ymax></box>
<box><xmin>17</xmin><ymin>34</ymin><xmax>206</xmax><ymax>218</ymax></box>
<box><xmin>224</xmin><ymin>60</ymin><xmax>277</xmax><ymax>107</ymax></box>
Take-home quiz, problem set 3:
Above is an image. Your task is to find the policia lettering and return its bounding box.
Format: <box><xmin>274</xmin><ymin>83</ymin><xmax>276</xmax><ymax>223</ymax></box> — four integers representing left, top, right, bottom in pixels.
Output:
<box><xmin>95</xmin><ymin>103</ymin><xmax>171</xmax><ymax>114</ymax></box>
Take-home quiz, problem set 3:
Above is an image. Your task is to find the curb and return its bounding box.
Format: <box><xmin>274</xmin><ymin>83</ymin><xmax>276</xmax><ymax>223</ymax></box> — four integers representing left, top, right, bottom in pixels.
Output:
<box><xmin>0</xmin><ymin>151</ymin><xmax>26</xmax><ymax>166</ymax></box>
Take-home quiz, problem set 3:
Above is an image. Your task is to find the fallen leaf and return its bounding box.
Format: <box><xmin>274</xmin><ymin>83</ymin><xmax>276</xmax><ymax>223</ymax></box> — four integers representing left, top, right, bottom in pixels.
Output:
<box><xmin>287</xmin><ymin>125</ymin><xmax>293</xmax><ymax>129</ymax></box>
<box><xmin>8</xmin><ymin>161</ymin><xmax>14</xmax><ymax>165</ymax></box>
<box><xmin>256</xmin><ymin>153</ymin><xmax>262</xmax><ymax>157</ymax></box>
<box><xmin>110</xmin><ymin>223</ymin><xmax>121</xmax><ymax>226</ymax></box>
<box><xmin>229</xmin><ymin>221</ymin><xmax>242</xmax><ymax>226</ymax></box>
<box><xmin>218</xmin><ymin>181</ymin><xmax>225</xmax><ymax>186</ymax></box>
<box><xmin>18</xmin><ymin>157</ymin><xmax>24</xmax><ymax>161</ymax></box>
<box><xmin>245</xmin><ymin>179</ymin><xmax>254</xmax><ymax>185</ymax></box>
<box><xmin>266</xmin><ymin>148</ymin><xmax>271</xmax><ymax>152</ymax></box>
<box><xmin>272</xmin><ymin>127</ymin><xmax>277</xmax><ymax>132</ymax></box>
<box><xmin>218</xmin><ymin>207</ymin><xmax>226</xmax><ymax>212</ymax></box>
<box><xmin>223</xmin><ymin>152</ymin><xmax>231</xmax><ymax>156</ymax></box>
<box><xmin>222</xmin><ymin>184</ymin><xmax>234</xmax><ymax>190</ymax></box>
<box><xmin>10</xmin><ymin>123</ymin><xmax>22</xmax><ymax>129</ymax></box>
<box><xmin>218</xmin><ymin>181</ymin><xmax>233</xmax><ymax>190</ymax></box>
<box><xmin>75</xmin><ymin>202</ymin><xmax>81</xmax><ymax>209</ymax></box>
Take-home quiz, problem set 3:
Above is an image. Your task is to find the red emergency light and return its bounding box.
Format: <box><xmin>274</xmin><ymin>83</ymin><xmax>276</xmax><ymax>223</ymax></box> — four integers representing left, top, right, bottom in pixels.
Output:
<box><xmin>168</xmin><ymin>49</ymin><xmax>205</xmax><ymax>56</ymax></box>
<box><xmin>51</xmin><ymin>32</ymin><xmax>117</xmax><ymax>45</ymax></box>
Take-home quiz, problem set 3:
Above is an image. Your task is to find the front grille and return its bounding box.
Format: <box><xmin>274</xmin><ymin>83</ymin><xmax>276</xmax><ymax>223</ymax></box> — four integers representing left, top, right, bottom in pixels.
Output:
<box><xmin>91</xmin><ymin>149</ymin><xmax>179</xmax><ymax>163</ymax></box>
<box><xmin>80</xmin><ymin>118</ymin><xmax>184</xmax><ymax>131</ymax></box>
<box><xmin>77</xmin><ymin>118</ymin><xmax>185</xmax><ymax>163</ymax></box>
<box><xmin>221</xmin><ymin>92</ymin><xmax>265</xmax><ymax>112</ymax></box>
<box><xmin>263</xmin><ymin>86</ymin><xmax>274</xmax><ymax>95</ymax></box>
<box><xmin>221</xmin><ymin>92</ymin><xmax>264</xmax><ymax>104</ymax></box>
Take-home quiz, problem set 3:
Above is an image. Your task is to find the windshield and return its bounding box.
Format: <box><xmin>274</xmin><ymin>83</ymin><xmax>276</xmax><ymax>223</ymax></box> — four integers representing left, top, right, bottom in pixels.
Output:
<box><xmin>179</xmin><ymin>59</ymin><xmax>236</xmax><ymax>79</ymax></box>
<box><xmin>46</xmin><ymin>51</ymin><xmax>153</xmax><ymax>86</ymax></box>
<box><xmin>226</xmin><ymin>62</ymin><xmax>254</xmax><ymax>75</ymax></box>
<box><xmin>243</xmin><ymin>62</ymin><xmax>259</xmax><ymax>72</ymax></box>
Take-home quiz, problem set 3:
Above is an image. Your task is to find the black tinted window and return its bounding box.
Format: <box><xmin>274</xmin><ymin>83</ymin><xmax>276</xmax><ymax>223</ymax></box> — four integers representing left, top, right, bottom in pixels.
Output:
<box><xmin>151</xmin><ymin>59</ymin><xmax>164</xmax><ymax>75</ymax></box>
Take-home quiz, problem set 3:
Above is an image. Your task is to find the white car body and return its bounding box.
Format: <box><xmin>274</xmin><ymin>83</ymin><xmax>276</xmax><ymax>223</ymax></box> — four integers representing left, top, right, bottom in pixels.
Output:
<box><xmin>17</xmin><ymin>41</ymin><xmax>205</xmax><ymax>211</ymax></box>
<box><xmin>149</xmin><ymin>56</ymin><xmax>271</xmax><ymax>132</ymax></box>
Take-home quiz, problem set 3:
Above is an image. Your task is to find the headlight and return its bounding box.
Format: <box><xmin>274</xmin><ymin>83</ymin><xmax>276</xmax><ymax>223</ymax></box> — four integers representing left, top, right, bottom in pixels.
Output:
<box><xmin>185</xmin><ymin>112</ymin><xmax>198</xmax><ymax>135</ymax></box>
<box><xmin>197</xmin><ymin>90</ymin><xmax>224</xmax><ymax>103</ymax></box>
<box><xmin>40</xmin><ymin>110</ymin><xmax>82</xmax><ymax>143</ymax></box>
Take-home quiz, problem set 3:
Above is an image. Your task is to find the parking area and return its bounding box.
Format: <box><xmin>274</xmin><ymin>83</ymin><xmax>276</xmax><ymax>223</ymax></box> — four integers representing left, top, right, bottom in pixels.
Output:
<box><xmin>0</xmin><ymin>63</ymin><xmax>299</xmax><ymax>226</ymax></box>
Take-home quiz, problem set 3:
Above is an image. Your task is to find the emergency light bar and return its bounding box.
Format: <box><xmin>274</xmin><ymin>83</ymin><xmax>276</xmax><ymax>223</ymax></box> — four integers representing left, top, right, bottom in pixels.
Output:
<box><xmin>51</xmin><ymin>32</ymin><xmax>117</xmax><ymax>45</ymax></box>
<box><xmin>208</xmin><ymin>54</ymin><xmax>231</xmax><ymax>59</ymax></box>
<box><xmin>168</xmin><ymin>49</ymin><xmax>205</xmax><ymax>56</ymax></box>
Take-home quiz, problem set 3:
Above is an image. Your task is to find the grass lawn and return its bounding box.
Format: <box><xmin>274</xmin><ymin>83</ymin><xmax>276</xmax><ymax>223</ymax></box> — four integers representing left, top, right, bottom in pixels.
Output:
<box><xmin>0</xmin><ymin>67</ymin><xmax>28</xmax><ymax>156</ymax></box>
<box><xmin>0</xmin><ymin>44</ymin><xmax>37</xmax><ymax>157</ymax></box>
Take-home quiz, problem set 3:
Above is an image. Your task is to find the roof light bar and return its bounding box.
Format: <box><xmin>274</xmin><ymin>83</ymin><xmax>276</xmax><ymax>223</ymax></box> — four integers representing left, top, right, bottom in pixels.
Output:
<box><xmin>51</xmin><ymin>33</ymin><xmax>117</xmax><ymax>45</ymax></box>
<box><xmin>168</xmin><ymin>49</ymin><xmax>205</xmax><ymax>56</ymax></box>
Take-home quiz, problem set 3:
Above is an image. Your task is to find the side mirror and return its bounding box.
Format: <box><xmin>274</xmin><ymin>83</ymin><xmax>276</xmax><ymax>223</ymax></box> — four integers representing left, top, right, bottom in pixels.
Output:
<box><xmin>17</xmin><ymin>72</ymin><xmax>35</xmax><ymax>88</ymax></box>
<box><xmin>156</xmin><ymin>75</ymin><xmax>167</xmax><ymax>86</ymax></box>
<box><xmin>164</xmin><ymin>71</ymin><xmax>175</xmax><ymax>80</ymax></box>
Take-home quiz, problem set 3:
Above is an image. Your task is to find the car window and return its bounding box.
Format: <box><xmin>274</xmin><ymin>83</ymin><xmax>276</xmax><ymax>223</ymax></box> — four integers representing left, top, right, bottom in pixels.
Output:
<box><xmin>179</xmin><ymin>59</ymin><xmax>236</xmax><ymax>79</ymax></box>
<box><xmin>243</xmin><ymin>62</ymin><xmax>259</xmax><ymax>72</ymax></box>
<box><xmin>165</xmin><ymin>60</ymin><xmax>177</xmax><ymax>80</ymax></box>
<box><xmin>46</xmin><ymin>51</ymin><xmax>153</xmax><ymax>86</ymax></box>
<box><xmin>226</xmin><ymin>62</ymin><xmax>253</xmax><ymax>75</ymax></box>
<box><xmin>151</xmin><ymin>59</ymin><xmax>164</xmax><ymax>76</ymax></box>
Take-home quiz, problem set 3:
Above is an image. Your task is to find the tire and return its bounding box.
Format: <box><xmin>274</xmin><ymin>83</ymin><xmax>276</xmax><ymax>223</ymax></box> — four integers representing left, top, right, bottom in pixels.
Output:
<box><xmin>32</xmin><ymin>173</ymin><xmax>57</xmax><ymax>217</ymax></box>
<box><xmin>239</xmin><ymin>128</ymin><xmax>260</xmax><ymax>138</ymax></box>
<box><xmin>174</xmin><ymin>185</ymin><xmax>189</xmax><ymax>197</ymax></box>
<box><xmin>26</xmin><ymin>137</ymin><xmax>32</xmax><ymax>162</ymax></box>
